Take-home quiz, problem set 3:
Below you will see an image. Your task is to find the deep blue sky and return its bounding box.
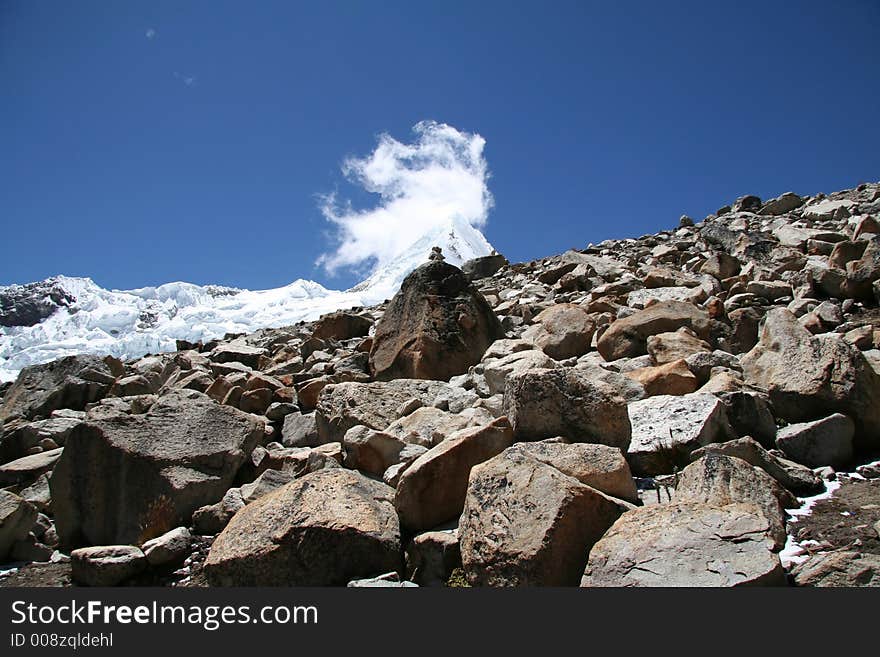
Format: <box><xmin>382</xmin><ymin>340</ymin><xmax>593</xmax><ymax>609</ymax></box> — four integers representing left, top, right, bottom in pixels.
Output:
<box><xmin>2</xmin><ymin>1</ymin><xmax>878</xmax><ymax>290</ymax></box>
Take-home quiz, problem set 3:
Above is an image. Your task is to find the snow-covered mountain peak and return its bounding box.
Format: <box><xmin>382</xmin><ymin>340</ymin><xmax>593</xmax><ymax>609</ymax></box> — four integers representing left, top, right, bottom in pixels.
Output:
<box><xmin>0</xmin><ymin>221</ymin><xmax>495</xmax><ymax>381</ymax></box>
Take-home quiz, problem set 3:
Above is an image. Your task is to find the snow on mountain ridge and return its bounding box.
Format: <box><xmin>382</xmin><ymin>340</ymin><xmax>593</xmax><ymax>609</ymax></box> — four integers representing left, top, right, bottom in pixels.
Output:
<box><xmin>0</xmin><ymin>222</ymin><xmax>495</xmax><ymax>382</ymax></box>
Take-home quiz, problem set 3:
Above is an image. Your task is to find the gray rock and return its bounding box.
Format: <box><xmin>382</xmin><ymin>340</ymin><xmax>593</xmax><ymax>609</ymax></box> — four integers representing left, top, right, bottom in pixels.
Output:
<box><xmin>405</xmin><ymin>530</ymin><xmax>461</xmax><ymax>587</ymax></box>
<box><xmin>51</xmin><ymin>390</ymin><xmax>263</xmax><ymax>547</ymax></box>
<box><xmin>70</xmin><ymin>545</ymin><xmax>147</xmax><ymax>586</ymax></box>
<box><xmin>775</xmin><ymin>413</ymin><xmax>855</xmax><ymax>469</ymax></box>
<box><xmin>141</xmin><ymin>527</ymin><xmax>192</xmax><ymax>568</ymax></box>
<box><xmin>314</xmin><ymin>380</ymin><xmax>449</xmax><ymax>444</ymax></box>
<box><xmin>0</xmin><ymin>355</ymin><xmax>118</xmax><ymax>425</ymax></box>
<box><xmin>742</xmin><ymin>308</ymin><xmax>880</xmax><ymax>449</ymax></box>
<box><xmin>483</xmin><ymin>350</ymin><xmax>558</xmax><ymax>396</ymax></box>
<box><xmin>690</xmin><ymin>437</ymin><xmax>823</xmax><ymax>496</ymax></box>
<box><xmin>0</xmin><ymin>490</ymin><xmax>38</xmax><ymax>562</ymax></box>
<box><xmin>204</xmin><ymin>469</ymin><xmax>401</xmax><ymax>586</ymax></box>
<box><xmin>673</xmin><ymin>454</ymin><xmax>797</xmax><ymax>547</ymax></box>
<box><xmin>792</xmin><ymin>550</ymin><xmax>880</xmax><ymax>587</ymax></box>
<box><xmin>581</xmin><ymin>502</ymin><xmax>785</xmax><ymax>587</ymax></box>
<box><xmin>626</xmin><ymin>393</ymin><xmax>735</xmax><ymax>476</ymax></box>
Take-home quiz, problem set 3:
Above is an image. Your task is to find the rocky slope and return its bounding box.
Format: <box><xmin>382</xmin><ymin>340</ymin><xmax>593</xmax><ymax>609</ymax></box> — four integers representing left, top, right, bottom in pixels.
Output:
<box><xmin>2</xmin><ymin>182</ymin><xmax>880</xmax><ymax>587</ymax></box>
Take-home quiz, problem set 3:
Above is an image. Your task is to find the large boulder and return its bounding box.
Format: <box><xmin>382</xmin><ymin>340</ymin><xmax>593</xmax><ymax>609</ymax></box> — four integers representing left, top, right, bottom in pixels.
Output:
<box><xmin>0</xmin><ymin>355</ymin><xmax>118</xmax><ymax>425</ymax></box>
<box><xmin>626</xmin><ymin>393</ymin><xmax>735</xmax><ymax>476</ymax></box>
<box><xmin>581</xmin><ymin>502</ymin><xmax>786</xmax><ymax>587</ymax></box>
<box><xmin>597</xmin><ymin>301</ymin><xmax>711</xmax><ymax>361</ymax></box>
<box><xmin>369</xmin><ymin>261</ymin><xmax>504</xmax><ymax>381</ymax></box>
<box><xmin>741</xmin><ymin>308</ymin><xmax>880</xmax><ymax>449</ymax></box>
<box><xmin>395</xmin><ymin>418</ymin><xmax>514</xmax><ymax>533</ymax></box>
<box><xmin>462</xmin><ymin>254</ymin><xmax>508</xmax><ymax>281</ymax></box>
<box><xmin>314</xmin><ymin>379</ymin><xmax>449</xmax><ymax>444</ymax></box>
<box><xmin>502</xmin><ymin>368</ymin><xmax>631</xmax><ymax>449</ymax></box>
<box><xmin>460</xmin><ymin>448</ymin><xmax>627</xmax><ymax>586</ymax></box>
<box><xmin>50</xmin><ymin>390</ymin><xmax>263</xmax><ymax>547</ymax></box>
<box><xmin>522</xmin><ymin>304</ymin><xmax>596</xmax><ymax>360</ymax></box>
<box><xmin>673</xmin><ymin>454</ymin><xmax>797</xmax><ymax>547</ymax></box>
<box><xmin>204</xmin><ymin>469</ymin><xmax>401</xmax><ymax>586</ymax></box>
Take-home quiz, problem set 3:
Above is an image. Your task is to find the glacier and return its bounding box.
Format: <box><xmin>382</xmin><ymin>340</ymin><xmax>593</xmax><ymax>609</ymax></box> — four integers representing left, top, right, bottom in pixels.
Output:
<box><xmin>0</xmin><ymin>216</ymin><xmax>494</xmax><ymax>382</ymax></box>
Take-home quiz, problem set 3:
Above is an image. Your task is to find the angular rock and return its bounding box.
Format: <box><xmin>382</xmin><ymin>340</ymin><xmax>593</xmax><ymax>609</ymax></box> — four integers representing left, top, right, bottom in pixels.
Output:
<box><xmin>646</xmin><ymin>329</ymin><xmax>711</xmax><ymax>364</ymax></box>
<box><xmin>522</xmin><ymin>304</ymin><xmax>596</xmax><ymax>360</ymax></box>
<box><xmin>343</xmin><ymin>426</ymin><xmax>407</xmax><ymax>476</ymax></box>
<box><xmin>70</xmin><ymin>545</ymin><xmax>147</xmax><ymax>586</ymax></box>
<box><xmin>204</xmin><ymin>469</ymin><xmax>401</xmax><ymax>586</ymax></box>
<box><xmin>384</xmin><ymin>406</ymin><xmax>478</xmax><ymax>448</ymax></box>
<box><xmin>626</xmin><ymin>393</ymin><xmax>735</xmax><ymax>476</ymax></box>
<box><xmin>141</xmin><ymin>526</ymin><xmax>192</xmax><ymax>568</ymax></box>
<box><xmin>311</xmin><ymin>312</ymin><xmax>372</xmax><ymax>341</ymax></box>
<box><xmin>0</xmin><ymin>490</ymin><xmax>38</xmax><ymax>562</ymax></box>
<box><xmin>741</xmin><ymin>308</ymin><xmax>880</xmax><ymax>449</ymax></box>
<box><xmin>369</xmin><ymin>261</ymin><xmax>504</xmax><ymax>381</ymax></box>
<box><xmin>792</xmin><ymin>550</ymin><xmax>880</xmax><ymax>587</ymax></box>
<box><xmin>624</xmin><ymin>359</ymin><xmax>698</xmax><ymax>396</ymax></box>
<box><xmin>460</xmin><ymin>448</ymin><xmax>626</xmax><ymax>586</ymax></box>
<box><xmin>775</xmin><ymin>413</ymin><xmax>855</xmax><ymax>469</ymax></box>
<box><xmin>597</xmin><ymin>301</ymin><xmax>711</xmax><ymax>361</ymax></box>
<box><xmin>0</xmin><ymin>447</ymin><xmax>63</xmax><ymax>487</ymax></box>
<box><xmin>406</xmin><ymin>530</ymin><xmax>461</xmax><ymax>587</ymax></box>
<box><xmin>314</xmin><ymin>379</ymin><xmax>449</xmax><ymax>444</ymax></box>
<box><xmin>281</xmin><ymin>411</ymin><xmax>320</xmax><ymax>448</ymax></box>
<box><xmin>462</xmin><ymin>254</ymin><xmax>508</xmax><ymax>281</ymax></box>
<box><xmin>673</xmin><ymin>454</ymin><xmax>797</xmax><ymax>547</ymax></box>
<box><xmin>395</xmin><ymin>418</ymin><xmax>514</xmax><ymax>533</ymax></box>
<box><xmin>192</xmin><ymin>489</ymin><xmax>245</xmax><ymax>535</ymax></box>
<box><xmin>482</xmin><ymin>349</ymin><xmax>558</xmax><ymax>396</ymax></box>
<box><xmin>581</xmin><ymin>502</ymin><xmax>785</xmax><ymax>587</ymax></box>
<box><xmin>513</xmin><ymin>441</ymin><xmax>638</xmax><ymax>503</ymax></box>
<box><xmin>0</xmin><ymin>355</ymin><xmax>117</xmax><ymax>424</ymax></box>
<box><xmin>503</xmin><ymin>368</ymin><xmax>631</xmax><ymax>449</ymax></box>
<box><xmin>51</xmin><ymin>390</ymin><xmax>263</xmax><ymax>547</ymax></box>
<box><xmin>209</xmin><ymin>344</ymin><xmax>266</xmax><ymax>369</ymax></box>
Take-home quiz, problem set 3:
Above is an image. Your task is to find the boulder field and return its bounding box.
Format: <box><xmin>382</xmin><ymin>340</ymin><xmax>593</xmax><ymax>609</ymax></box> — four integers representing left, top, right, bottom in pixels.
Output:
<box><xmin>2</xmin><ymin>182</ymin><xmax>880</xmax><ymax>587</ymax></box>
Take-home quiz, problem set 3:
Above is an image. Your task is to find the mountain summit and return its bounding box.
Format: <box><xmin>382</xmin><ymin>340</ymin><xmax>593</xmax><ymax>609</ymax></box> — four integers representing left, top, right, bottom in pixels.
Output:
<box><xmin>0</xmin><ymin>219</ymin><xmax>495</xmax><ymax>381</ymax></box>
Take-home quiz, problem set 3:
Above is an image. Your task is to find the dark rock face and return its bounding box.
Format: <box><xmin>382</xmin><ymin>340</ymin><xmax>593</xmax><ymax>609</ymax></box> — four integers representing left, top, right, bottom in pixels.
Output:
<box><xmin>462</xmin><ymin>254</ymin><xmax>508</xmax><ymax>281</ymax></box>
<box><xmin>310</xmin><ymin>312</ymin><xmax>373</xmax><ymax>341</ymax></box>
<box><xmin>369</xmin><ymin>261</ymin><xmax>504</xmax><ymax>381</ymax></box>
<box><xmin>0</xmin><ymin>279</ymin><xmax>75</xmax><ymax>328</ymax></box>
<box><xmin>0</xmin><ymin>355</ymin><xmax>119</xmax><ymax>425</ymax></box>
<box><xmin>50</xmin><ymin>390</ymin><xmax>263</xmax><ymax>547</ymax></box>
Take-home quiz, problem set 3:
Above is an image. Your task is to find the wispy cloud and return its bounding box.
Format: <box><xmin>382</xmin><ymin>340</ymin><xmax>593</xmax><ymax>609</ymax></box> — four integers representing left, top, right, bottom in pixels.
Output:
<box><xmin>173</xmin><ymin>71</ymin><xmax>196</xmax><ymax>87</ymax></box>
<box><xmin>145</xmin><ymin>28</ymin><xmax>156</xmax><ymax>40</ymax></box>
<box><xmin>317</xmin><ymin>120</ymin><xmax>492</xmax><ymax>276</ymax></box>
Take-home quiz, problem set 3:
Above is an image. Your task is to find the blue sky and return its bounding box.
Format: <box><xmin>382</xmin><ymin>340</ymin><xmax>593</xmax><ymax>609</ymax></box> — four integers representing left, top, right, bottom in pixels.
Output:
<box><xmin>2</xmin><ymin>1</ymin><xmax>878</xmax><ymax>291</ymax></box>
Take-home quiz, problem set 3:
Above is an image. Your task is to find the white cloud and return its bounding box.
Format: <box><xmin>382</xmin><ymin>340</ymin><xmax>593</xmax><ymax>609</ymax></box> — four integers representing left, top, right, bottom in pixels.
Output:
<box><xmin>173</xmin><ymin>71</ymin><xmax>196</xmax><ymax>86</ymax></box>
<box><xmin>317</xmin><ymin>120</ymin><xmax>493</xmax><ymax>276</ymax></box>
<box><xmin>145</xmin><ymin>28</ymin><xmax>156</xmax><ymax>39</ymax></box>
